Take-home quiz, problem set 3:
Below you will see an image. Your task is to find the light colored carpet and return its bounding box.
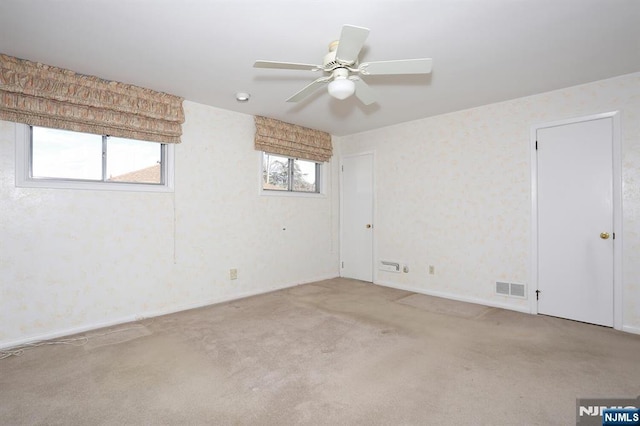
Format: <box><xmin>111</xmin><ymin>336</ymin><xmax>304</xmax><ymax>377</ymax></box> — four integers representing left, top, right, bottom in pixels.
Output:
<box><xmin>82</xmin><ymin>325</ymin><xmax>152</xmax><ymax>351</ymax></box>
<box><xmin>395</xmin><ymin>293</ymin><xmax>493</xmax><ymax>319</ymax></box>
<box><xmin>1</xmin><ymin>278</ymin><xmax>639</xmax><ymax>425</ymax></box>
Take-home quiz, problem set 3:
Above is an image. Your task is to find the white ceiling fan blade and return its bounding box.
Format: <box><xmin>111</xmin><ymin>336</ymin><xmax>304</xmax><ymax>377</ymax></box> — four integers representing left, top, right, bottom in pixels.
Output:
<box><xmin>254</xmin><ymin>60</ymin><xmax>322</xmax><ymax>71</ymax></box>
<box><xmin>359</xmin><ymin>58</ymin><xmax>433</xmax><ymax>75</ymax></box>
<box><xmin>286</xmin><ymin>77</ymin><xmax>331</xmax><ymax>102</ymax></box>
<box><xmin>335</xmin><ymin>25</ymin><xmax>370</xmax><ymax>65</ymax></box>
<box><xmin>351</xmin><ymin>77</ymin><xmax>377</xmax><ymax>106</ymax></box>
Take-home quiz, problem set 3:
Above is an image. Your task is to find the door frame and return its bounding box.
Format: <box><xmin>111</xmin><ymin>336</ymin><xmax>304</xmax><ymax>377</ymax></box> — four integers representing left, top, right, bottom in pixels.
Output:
<box><xmin>529</xmin><ymin>111</ymin><xmax>622</xmax><ymax>330</ymax></box>
<box><xmin>339</xmin><ymin>151</ymin><xmax>376</xmax><ymax>282</ymax></box>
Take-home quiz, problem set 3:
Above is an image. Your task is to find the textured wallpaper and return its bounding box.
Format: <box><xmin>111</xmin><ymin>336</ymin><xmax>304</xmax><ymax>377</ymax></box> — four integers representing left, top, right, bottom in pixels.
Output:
<box><xmin>0</xmin><ymin>102</ymin><xmax>340</xmax><ymax>347</ymax></box>
<box><xmin>2</xmin><ymin>72</ymin><xmax>639</xmax><ymax>346</ymax></box>
<box><xmin>338</xmin><ymin>72</ymin><xmax>640</xmax><ymax>332</ymax></box>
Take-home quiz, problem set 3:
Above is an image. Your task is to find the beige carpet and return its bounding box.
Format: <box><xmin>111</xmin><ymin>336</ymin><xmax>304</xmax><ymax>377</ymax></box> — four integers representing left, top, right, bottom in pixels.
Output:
<box><xmin>395</xmin><ymin>293</ymin><xmax>493</xmax><ymax>319</ymax></box>
<box><xmin>1</xmin><ymin>278</ymin><xmax>639</xmax><ymax>425</ymax></box>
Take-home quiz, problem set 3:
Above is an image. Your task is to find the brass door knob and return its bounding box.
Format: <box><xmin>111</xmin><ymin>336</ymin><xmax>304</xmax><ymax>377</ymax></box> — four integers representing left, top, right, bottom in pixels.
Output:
<box><xmin>366</xmin><ymin>224</ymin><xmax>372</xmax><ymax>229</ymax></box>
<box><xmin>600</xmin><ymin>232</ymin><xmax>610</xmax><ymax>240</ymax></box>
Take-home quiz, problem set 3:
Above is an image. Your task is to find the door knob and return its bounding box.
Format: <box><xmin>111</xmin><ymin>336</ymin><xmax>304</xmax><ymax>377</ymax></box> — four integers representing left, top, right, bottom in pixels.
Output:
<box><xmin>366</xmin><ymin>224</ymin><xmax>372</xmax><ymax>229</ymax></box>
<box><xmin>600</xmin><ymin>232</ymin><xmax>610</xmax><ymax>239</ymax></box>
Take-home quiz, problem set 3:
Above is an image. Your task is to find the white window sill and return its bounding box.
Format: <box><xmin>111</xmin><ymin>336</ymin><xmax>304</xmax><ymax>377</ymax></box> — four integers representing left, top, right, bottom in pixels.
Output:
<box><xmin>260</xmin><ymin>189</ymin><xmax>326</xmax><ymax>198</ymax></box>
<box><xmin>16</xmin><ymin>178</ymin><xmax>174</xmax><ymax>193</ymax></box>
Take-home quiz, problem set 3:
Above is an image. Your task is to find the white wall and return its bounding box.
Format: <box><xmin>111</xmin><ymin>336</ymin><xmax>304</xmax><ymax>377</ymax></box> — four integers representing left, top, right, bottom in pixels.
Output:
<box><xmin>3</xmin><ymin>74</ymin><xmax>638</xmax><ymax>347</ymax></box>
<box><xmin>337</xmin><ymin>72</ymin><xmax>640</xmax><ymax>332</ymax></box>
<box><xmin>0</xmin><ymin>101</ymin><xmax>340</xmax><ymax>348</ymax></box>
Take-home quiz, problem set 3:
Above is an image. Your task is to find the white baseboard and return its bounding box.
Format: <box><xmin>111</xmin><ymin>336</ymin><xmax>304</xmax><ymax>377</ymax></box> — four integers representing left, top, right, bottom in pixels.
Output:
<box><xmin>0</xmin><ymin>314</ymin><xmax>143</xmax><ymax>351</ymax></box>
<box><xmin>622</xmin><ymin>325</ymin><xmax>640</xmax><ymax>335</ymax></box>
<box><xmin>7</xmin><ymin>274</ymin><xmax>634</xmax><ymax>349</ymax></box>
<box><xmin>0</xmin><ymin>274</ymin><xmax>338</xmax><ymax>350</ymax></box>
<box><xmin>375</xmin><ymin>280</ymin><xmax>640</xmax><ymax>334</ymax></box>
<box><xmin>374</xmin><ymin>279</ymin><xmax>532</xmax><ymax>314</ymax></box>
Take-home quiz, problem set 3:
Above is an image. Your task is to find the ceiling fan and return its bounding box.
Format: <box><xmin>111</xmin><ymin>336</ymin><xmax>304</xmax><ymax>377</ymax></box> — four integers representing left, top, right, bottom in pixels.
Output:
<box><xmin>254</xmin><ymin>25</ymin><xmax>433</xmax><ymax>106</ymax></box>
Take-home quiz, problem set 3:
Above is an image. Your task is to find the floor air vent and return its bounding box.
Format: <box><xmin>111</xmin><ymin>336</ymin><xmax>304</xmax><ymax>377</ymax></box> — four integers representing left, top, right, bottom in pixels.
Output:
<box><xmin>496</xmin><ymin>282</ymin><xmax>526</xmax><ymax>299</ymax></box>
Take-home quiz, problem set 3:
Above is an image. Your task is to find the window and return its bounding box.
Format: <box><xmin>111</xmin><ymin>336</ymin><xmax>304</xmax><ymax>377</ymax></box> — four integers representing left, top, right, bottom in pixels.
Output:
<box><xmin>262</xmin><ymin>153</ymin><xmax>321</xmax><ymax>194</ymax></box>
<box><xmin>16</xmin><ymin>125</ymin><xmax>174</xmax><ymax>192</ymax></box>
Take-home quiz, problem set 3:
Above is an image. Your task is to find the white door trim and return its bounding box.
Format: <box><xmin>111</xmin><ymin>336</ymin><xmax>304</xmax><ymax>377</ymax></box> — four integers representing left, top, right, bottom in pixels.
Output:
<box><xmin>530</xmin><ymin>111</ymin><xmax>622</xmax><ymax>330</ymax></box>
<box><xmin>340</xmin><ymin>151</ymin><xmax>376</xmax><ymax>282</ymax></box>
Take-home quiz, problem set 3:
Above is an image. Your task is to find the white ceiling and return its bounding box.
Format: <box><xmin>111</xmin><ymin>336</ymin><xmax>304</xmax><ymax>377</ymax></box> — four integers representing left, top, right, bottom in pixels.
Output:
<box><xmin>1</xmin><ymin>0</ymin><xmax>639</xmax><ymax>136</ymax></box>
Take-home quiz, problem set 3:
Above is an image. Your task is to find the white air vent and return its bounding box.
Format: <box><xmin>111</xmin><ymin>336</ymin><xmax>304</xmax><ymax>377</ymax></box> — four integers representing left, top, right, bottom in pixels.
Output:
<box><xmin>496</xmin><ymin>281</ymin><xmax>510</xmax><ymax>296</ymax></box>
<box><xmin>496</xmin><ymin>281</ymin><xmax>527</xmax><ymax>299</ymax></box>
<box><xmin>379</xmin><ymin>261</ymin><xmax>400</xmax><ymax>273</ymax></box>
<box><xmin>510</xmin><ymin>283</ymin><xmax>526</xmax><ymax>298</ymax></box>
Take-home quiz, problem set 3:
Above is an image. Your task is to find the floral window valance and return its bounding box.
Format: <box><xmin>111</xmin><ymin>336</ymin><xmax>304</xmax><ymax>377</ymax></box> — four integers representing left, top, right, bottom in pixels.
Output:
<box><xmin>0</xmin><ymin>54</ymin><xmax>184</xmax><ymax>143</ymax></box>
<box><xmin>254</xmin><ymin>115</ymin><xmax>332</xmax><ymax>162</ymax></box>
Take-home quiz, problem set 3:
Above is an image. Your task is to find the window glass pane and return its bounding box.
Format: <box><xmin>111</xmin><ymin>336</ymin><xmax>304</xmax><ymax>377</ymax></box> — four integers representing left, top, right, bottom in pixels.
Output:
<box><xmin>263</xmin><ymin>153</ymin><xmax>289</xmax><ymax>191</ymax></box>
<box><xmin>32</xmin><ymin>127</ymin><xmax>102</xmax><ymax>180</ymax></box>
<box><xmin>107</xmin><ymin>137</ymin><xmax>162</xmax><ymax>184</ymax></box>
<box><xmin>292</xmin><ymin>159</ymin><xmax>317</xmax><ymax>192</ymax></box>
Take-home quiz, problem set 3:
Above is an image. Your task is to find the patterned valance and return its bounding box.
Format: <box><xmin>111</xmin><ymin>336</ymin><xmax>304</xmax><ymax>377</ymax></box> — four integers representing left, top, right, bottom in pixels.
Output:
<box><xmin>254</xmin><ymin>116</ymin><xmax>332</xmax><ymax>162</ymax></box>
<box><xmin>0</xmin><ymin>54</ymin><xmax>184</xmax><ymax>143</ymax></box>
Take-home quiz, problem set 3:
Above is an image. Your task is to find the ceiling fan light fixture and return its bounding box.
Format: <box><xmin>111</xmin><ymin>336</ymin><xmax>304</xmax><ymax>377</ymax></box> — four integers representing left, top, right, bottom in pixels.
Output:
<box><xmin>327</xmin><ymin>77</ymin><xmax>355</xmax><ymax>100</ymax></box>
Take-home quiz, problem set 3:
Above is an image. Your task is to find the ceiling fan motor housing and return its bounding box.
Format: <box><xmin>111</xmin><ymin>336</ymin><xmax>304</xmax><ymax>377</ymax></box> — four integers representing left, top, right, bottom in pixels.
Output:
<box><xmin>323</xmin><ymin>44</ymin><xmax>342</xmax><ymax>70</ymax></box>
<box><xmin>324</xmin><ymin>40</ymin><xmax>359</xmax><ymax>71</ymax></box>
<box><xmin>332</xmin><ymin>68</ymin><xmax>350</xmax><ymax>80</ymax></box>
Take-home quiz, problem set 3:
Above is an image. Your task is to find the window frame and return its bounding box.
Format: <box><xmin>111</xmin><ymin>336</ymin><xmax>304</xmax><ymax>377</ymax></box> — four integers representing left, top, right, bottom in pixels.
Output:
<box><xmin>259</xmin><ymin>152</ymin><xmax>326</xmax><ymax>198</ymax></box>
<box><xmin>15</xmin><ymin>124</ymin><xmax>174</xmax><ymax>192</ymax></box>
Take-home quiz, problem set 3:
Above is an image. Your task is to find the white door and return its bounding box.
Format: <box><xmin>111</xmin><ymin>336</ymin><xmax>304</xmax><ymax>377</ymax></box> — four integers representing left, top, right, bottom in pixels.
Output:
<box><xmin>341</xmin><ymin>153</ymin><xmax>374</xmax><ymax>282</ymax></box>
<box><xmin>536</xmin><ymin>117</ymin><xmax>614</xmax><ymax>326</ymax></box>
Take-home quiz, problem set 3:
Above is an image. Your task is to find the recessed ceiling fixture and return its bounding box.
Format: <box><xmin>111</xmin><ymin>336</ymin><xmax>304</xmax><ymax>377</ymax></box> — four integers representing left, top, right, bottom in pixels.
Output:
<box><xmin>235</xmin><ymin>92</ymin><xmax>250</xmax><ymax>102</ymax></box>
<box><xmin>253</xmin><ymin>24</ymin><xmax>433</xmax><ymax>106</ymax></box>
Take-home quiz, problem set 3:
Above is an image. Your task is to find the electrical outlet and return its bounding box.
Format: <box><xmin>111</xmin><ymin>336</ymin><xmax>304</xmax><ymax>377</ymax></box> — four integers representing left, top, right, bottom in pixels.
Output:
<box><xmin>429</xmin><ymin>265</ymin><xmax>435</xmax><ymax>275</ymax></box>
<box><xmin>403</xmin><ymin>265</ymin><xmax>409</xmax><ymax>273</ymax></box>
<box><xmin>230</xmin><ymin>268</ymin><xmax>238</xmax><ymax>280</ymax></box>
